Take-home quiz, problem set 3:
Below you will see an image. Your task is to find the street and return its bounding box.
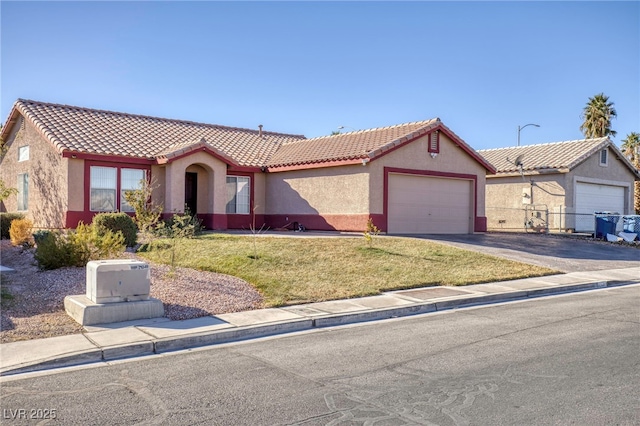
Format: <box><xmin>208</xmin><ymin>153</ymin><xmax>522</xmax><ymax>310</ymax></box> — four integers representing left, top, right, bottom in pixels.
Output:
<box><xmin>1</xmin><ymin>285</ymin><xmax>639</xmax><ymax>425</ymax></box>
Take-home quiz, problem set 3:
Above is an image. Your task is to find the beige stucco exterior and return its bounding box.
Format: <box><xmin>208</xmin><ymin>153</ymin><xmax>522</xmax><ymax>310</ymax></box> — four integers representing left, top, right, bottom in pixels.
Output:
<box><xmin>485</xmin><ymin>146</ymin><xmax>637</xmax><ymax>232</ymax></box>
<box><xmin>161</xmin><ymin>152</ymin><xmax>226</xmax><ymax>215</ymax></box>
<box><xmin>265</xmin><ymin>166</ymin><xmax>370</xmax><ymax>215</ymax></box>
<box><xmin>265</xmin><ymin>132</ymin><xmax>488</xmax><ymax>232</ymax></box>
<box><xmin>0</xmin><ymin>117</ymin><xmax>69</xmax><ymax>228</ymax></box>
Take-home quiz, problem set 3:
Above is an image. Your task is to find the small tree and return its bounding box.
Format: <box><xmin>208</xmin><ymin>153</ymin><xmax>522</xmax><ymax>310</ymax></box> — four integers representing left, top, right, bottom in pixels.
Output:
<box><xmin>363</xmin><ymin>218</ymin><xmax>380</xmax><ymax>248</ymax></box>
<box><xmin>123</xmin><ymin>176</ymin><xmax>163</xmax><ymax>234</ymax></box>
<box><xmin>155</xmin><ymin>207</ymin><xmax>202</xmax><ymax>270</ymax></box>
<box><xmin>249</xmin><ymin>205</ymin><xmax>268</xmax><ymax>260</ymax></box>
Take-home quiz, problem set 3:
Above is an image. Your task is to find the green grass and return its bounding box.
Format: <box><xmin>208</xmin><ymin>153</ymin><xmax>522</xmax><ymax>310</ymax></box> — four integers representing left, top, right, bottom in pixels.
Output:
<box><xmin>138</xmin><ymin>234</ymin><xmax>558</xmax><ymax>307</ymax></box>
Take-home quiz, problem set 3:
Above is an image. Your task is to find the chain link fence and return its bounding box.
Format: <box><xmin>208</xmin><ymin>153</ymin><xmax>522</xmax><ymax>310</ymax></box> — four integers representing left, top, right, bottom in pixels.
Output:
<box><xmin>487</xmin><ymin>205</ymin><xmax>640</xmax><ymax>237</ymax></box>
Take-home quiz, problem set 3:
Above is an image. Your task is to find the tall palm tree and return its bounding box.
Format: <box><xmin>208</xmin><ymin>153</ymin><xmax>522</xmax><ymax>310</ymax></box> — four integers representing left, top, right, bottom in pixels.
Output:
<box><xmin>580</xmin><ymin>93</ymin><xmax>617</xmax><ymax>138</ymax></box>
<box><xmin>621</xmin><ymin>132</ymin><xmax>640</xmax><ymax>214</ymax></box>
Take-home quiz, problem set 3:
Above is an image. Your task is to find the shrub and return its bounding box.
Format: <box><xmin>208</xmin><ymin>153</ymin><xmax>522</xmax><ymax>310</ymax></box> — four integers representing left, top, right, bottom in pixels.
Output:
<box><xmin>9</xmin><ymin>218</ymin><xmax>34</xmax><ymax>247</ymax></box>
<box><xmin>156</xmin><ymin>208</ymin><xmax>202</xmax><ymax>239</ymax></box>
<box><xmin>122</xmin><ymin>177</ymin><xmax>163</xmax><ymax>234</ymax></box>
<box><xmin>0</xmin><ymin>213</ymin><xmax>24</xmax><ymax>239</ymax></box>
<box><xmin>34</xmin><ymin>223</ymin><xmax>126</xmax><ymax>270</ymax></box>
<box><xmin>33</xmin><ymin>229</ymin><xmax>52</xmax><ymax>245</ymax></box>
<box><xmin>92</xmin><ymin>212</ymin><xmax>138</xmax><ymax>247</ymax></box>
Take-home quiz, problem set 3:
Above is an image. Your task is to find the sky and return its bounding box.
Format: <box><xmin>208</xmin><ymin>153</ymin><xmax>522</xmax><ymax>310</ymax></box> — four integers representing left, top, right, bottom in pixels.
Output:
<box><xmin>1</xmin><ymin>1</ymin><xmax>638</xmax><ymax>150</ymax></box>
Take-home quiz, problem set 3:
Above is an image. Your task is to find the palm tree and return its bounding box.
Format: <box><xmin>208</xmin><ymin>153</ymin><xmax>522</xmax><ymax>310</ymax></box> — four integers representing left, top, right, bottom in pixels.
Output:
<box><xmin>580</xmin><ymin>93</ymin><xmax>617</xmax><ymax>138</ymax></box>
<box><xmin>621</xmin><ymin>132</ymin><xmax>640</xmax><ymax>214</ymax></box>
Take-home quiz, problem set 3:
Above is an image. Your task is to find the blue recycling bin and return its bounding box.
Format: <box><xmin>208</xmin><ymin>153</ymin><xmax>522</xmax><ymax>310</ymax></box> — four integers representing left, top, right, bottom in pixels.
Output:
<box><xmin>595</xmin><ymin>213</ymin><xmax>619</xmax><ymax>239</ymax></box>
<box><xmin>622</xmin><ymin>216</ymin><xmax>640</xmax><ymax>233</ymax></box>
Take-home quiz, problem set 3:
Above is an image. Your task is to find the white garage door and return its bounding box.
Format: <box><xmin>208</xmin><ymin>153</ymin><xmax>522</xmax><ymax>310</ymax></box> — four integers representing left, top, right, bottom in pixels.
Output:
<box><xmin>388</xmin><ymin>174</ymin><xmax>473</xmax><ymax>234</ymax></box>
<box><xmin>575</xmin><ymin>182</ymin><xmax>625</xmax><ymax>232</ymax></box>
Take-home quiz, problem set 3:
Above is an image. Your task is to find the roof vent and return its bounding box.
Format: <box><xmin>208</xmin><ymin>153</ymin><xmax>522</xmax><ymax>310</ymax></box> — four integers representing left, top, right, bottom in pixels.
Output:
<box><xmin>258</xmin><ymin>124</ymin><xmax>263</xmax><ymax>138</ymax></box>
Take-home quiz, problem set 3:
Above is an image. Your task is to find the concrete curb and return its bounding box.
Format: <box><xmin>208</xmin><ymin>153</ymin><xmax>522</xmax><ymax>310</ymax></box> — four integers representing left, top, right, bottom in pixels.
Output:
<box><xmin>2</xmin><ymin>277</ymin><xmax>639</xmax><ymax>377</ymax></box>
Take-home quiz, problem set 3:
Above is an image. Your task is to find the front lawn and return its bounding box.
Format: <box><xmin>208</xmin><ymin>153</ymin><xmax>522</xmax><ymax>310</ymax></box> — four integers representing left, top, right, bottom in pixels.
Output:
<box><xmin>138</xmin><ymin>233</ymin><xmax>558</xmax><ymax>307</ymax></box>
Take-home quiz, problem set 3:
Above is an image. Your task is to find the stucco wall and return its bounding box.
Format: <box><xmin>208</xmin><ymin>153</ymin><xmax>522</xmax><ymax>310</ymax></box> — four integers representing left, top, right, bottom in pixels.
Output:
<box><xmin>67</xmin><ymin>158</ymin><xmax>85</xmax><ymax>212</ymax></box>
<box><xmin>567</xmin><ymin>147</ymin><xmax>637</xmax><ymax>214</ymax></box>
<box><xmin>368</xmin><ymin>132</ymin><xmax>487</xmax><ymax>216</ymax></box>
<box><xmin>264</xmin><ymin>131</ymin><xmax>489</xmax><ymax>232</ymax></box>
<box><xmin>164</xmin><ymin>152</ymin><xmax>227</xmax><ymax>215</ymax></box>
<box><xmin>0</xmin><ymin>116</ymin><xmax>69</xmax><ymax>228</ymax></box>
<box><xmin>265</xmin><ymin>165</ymin><xmax>370</xmax><ymax>215</ymax></box>
<box><xmin>484</xmin><ymin>147</ymin><xmax>638</xmax><ymax>231</ymax></box>
<box><xmin>485</xmin><ymin>174</ymin><xmax>566</xmax><ymax>231</ymax></box>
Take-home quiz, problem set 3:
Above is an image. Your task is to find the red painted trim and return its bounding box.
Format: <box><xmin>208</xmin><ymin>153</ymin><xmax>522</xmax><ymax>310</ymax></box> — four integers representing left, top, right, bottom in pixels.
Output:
<box><xmin>226</xmin><ymin>171</ymin><xmax>255</xmax><ymax>216</ymax></box>
<box><xmin>227</xmin><ymin>165</ymin><xmax>263</xmax><ymax>173</ymax></box>
<box><xmin>84</xmin><ymin>161</ymin><xmax>152</xmax><ymax>214</ymax></box>
<box><xmin>157</xmin><ymin>146</ymin><xmax>237</xmax><ymax>166</ymax></box>
<box><xmin>266</xmin><ymin>158</ymin><xmax>365</xmax><ymax>173</ymax></box>
<box><xmin>474</xmin><ymin>216</ymin><xmax>487</xmax><ymax>232</ymax></box>
<box><xmin>427</xmin><ymin>130</ymin><xmax>440</xmax><ymax>154</ymax></box>
<box><xmin>434</xmin><ymin>123</ymin><xmax>496</xmax><ymax>174</ymax></box>
<box><xmin>227</xmin><ymin>213</ymin><xmax>266</xmax><ymax>230</ymax></box>
<box><xmin>264</xmin><ymin>214</ymin><xmax>376</xmax><ymax>232</ymax></box>
<box><xmin>63</xmin><ymin>151</ymin><xmax>154</xmax><ymax>165</ymax></box>
<box><xmin>64</xmin><ymin>210</ymin><xmax>134</xmax><ymax>228</ymax></box>
<box><xmin>384</xmin><ymin>167</ymin><xmax>482</xmax><ymax>233</ymax></box>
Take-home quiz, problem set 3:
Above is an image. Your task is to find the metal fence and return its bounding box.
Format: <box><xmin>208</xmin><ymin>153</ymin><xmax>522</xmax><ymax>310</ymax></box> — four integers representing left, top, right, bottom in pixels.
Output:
<box><xmin>486</xmin><ymin>205</ymin><xmax>640</xmax><ymax>237</ymax></box>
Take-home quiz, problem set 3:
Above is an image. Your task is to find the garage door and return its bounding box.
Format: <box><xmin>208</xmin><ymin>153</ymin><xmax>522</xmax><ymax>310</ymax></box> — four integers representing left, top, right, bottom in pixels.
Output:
<box><xmin>387</xmin><ymin>174</ymin><xmax>473</xmax><ymax>234</ymax></box>
<box><xmin>575</xmin><ymin>182</ymin><xmax>625</xmax><ymax>232</ymax></box>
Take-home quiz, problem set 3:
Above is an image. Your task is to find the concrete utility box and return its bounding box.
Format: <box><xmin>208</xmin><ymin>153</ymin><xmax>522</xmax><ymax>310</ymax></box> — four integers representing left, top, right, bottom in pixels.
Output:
<box><xmin>86</xmin><ymin>259</ymin><xmax>151</xmax><ymax>303</ymax></box>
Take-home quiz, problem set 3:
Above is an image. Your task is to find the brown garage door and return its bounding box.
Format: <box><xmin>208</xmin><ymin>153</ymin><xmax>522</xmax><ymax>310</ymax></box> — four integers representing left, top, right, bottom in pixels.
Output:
<box><xmin>388</xmin><ymin>173</ymin><xmax>473</xmax><ymax>234</ymax></box>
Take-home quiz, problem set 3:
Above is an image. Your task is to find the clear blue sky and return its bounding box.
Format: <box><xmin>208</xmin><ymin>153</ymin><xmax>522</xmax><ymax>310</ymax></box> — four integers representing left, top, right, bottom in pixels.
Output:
<box><xmin>1</xmin><ymin>1</ymin><xmax>638</xmax><ymax>150</ymax></box>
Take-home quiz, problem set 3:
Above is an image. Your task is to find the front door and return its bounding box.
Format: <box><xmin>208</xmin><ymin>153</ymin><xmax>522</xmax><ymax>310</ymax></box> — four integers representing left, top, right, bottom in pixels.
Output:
<box><xmin>185</xmin><ymin>172</ymin><xmax>198</xmax><ymax>214</ymax></box>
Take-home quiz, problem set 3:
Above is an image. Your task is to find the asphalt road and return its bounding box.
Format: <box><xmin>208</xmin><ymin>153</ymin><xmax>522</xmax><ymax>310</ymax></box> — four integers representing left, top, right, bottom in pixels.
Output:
<box><xmin>1</xmin><ymin>285</ymin><xmax>638</xmax><ymax>425</ymax></box>
<box><xmin>418</xmin><ymin>233</ymin><xmax>640</xmax><ymax>272</ymax></box>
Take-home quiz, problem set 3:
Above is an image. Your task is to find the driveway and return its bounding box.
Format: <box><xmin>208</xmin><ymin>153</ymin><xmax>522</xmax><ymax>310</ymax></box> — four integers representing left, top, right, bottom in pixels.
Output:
<box><xmin>415</xmin><ymin>233</ymin><xmax>640</xmax><ymax>273</ymax></box>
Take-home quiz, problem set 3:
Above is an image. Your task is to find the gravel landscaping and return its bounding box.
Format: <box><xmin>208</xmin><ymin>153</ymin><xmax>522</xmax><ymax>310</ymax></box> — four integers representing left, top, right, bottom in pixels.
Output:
<box><xmin>0</xmin><ymin>240</ymin><xmax>263</xmax><ymax>343</ymax></box>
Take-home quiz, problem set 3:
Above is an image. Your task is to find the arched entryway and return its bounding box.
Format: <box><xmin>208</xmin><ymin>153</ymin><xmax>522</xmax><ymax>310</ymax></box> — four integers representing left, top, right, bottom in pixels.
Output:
<box><xmin>184</xmin><ymin>163</ymin><xmax>214</xmax><ymax>227</ymax></box>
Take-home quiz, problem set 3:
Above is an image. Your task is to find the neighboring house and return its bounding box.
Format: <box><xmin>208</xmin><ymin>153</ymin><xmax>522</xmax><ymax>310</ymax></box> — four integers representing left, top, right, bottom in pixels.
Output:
<box><xmin>479</xmin><ymin>138</ymin><xmax>640</xmax><ymax>233</ymax></box>
<box><xmin>0</xmin><ymin>99</ymin><xmax>495</xmax><ymax>234</ymax></box>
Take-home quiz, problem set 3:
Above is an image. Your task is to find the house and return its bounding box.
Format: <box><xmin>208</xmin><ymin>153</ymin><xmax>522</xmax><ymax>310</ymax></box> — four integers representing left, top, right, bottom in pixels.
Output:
<box><xmin>0</xmin><ymin>99</ymin><xmax>495</xmax><ymax>234</ymax></box>
<box><xmin>479</xmin><ymin>139</ymin><xmax>640</xmax><ymax>233</ymax></box>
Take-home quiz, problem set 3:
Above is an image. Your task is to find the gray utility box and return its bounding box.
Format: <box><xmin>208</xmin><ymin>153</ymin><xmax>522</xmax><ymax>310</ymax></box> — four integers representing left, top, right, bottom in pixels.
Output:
<box><xmin>86</xmin><ymin>259</ymin><xmax>151</xmax><ymax>303</ymax></box>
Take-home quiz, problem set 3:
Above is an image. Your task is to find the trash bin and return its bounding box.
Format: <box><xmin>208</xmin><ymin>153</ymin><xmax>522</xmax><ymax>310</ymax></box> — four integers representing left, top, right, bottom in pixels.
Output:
<box><xmin>622</xmin><ymin>216</ymin><xmax>640</xmax><ymax>233</ymax></box>
<box><xmin>594</xmin><ymin>212</ymin><xmax>619</xmax><ymax>239</ymax></box>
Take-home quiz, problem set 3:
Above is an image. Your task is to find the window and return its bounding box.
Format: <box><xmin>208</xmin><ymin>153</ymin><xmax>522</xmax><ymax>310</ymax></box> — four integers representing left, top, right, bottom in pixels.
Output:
<box><xmin>18</xmin><ymin>146</ymin><xmax>29</xmax><ymax>162</ymax></box>
<box><xmin>226</xmin><ymin>176</ymin><xmax>250</xmax><ymax>214</ymax></box>
<box><xmin>120</xmin><ymin>168</ymin><xmax>146</xmax><ymax>212</ymax></box>
<box><xmin>90</xmin><ymin>166</ymin><xmax>117</xmax><ymax>211</ymax></box>
<box><xmin>599</xmin><ymin>149</ymin><xmax>608</xmax><ymax>166</ymax></box>
<box><xmin>428</xmin><ymin>131</ymin><xmax>440</xmax><ymax>154</ymax></box>
<box><xmin>17</xmin><ymin>174</ymin><xmax>28</xmax><ymax>211</ymax></box>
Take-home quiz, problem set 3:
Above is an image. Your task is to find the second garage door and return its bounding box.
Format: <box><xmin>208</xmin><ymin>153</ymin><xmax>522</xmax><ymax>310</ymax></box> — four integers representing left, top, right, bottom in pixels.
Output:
<box><xmin>575</xmin><ymin>182</ymin><xmax>625</xmax><ymax>232</ymax></box>
<box><xmin>387</xmin><ymin>173</ymin><xmax>473</xmax><ymax>234</ymax></box>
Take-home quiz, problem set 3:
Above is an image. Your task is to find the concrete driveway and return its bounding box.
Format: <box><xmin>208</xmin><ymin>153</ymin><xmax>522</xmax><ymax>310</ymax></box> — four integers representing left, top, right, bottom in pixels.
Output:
<box><xmin>415</xmin><ymin>233</ymin><xmax>640</xmax><ymax>273</ymax></box>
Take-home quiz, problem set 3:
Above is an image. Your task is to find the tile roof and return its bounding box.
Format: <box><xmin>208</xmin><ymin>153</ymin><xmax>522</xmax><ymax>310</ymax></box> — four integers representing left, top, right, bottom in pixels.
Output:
<box><xmin>266</xmin><ymin>119</ymin><xmax>441</xmax><ymax>168</ymax></box>
<box><xmin>2</xmin><ymin>99</ymin><xmax>495</xmax><ymax>173</ymax></box>
<box><xmin>6</xmin><ymin>99</ymin><xmax>306</xmax><ymax>167</ymax></box>
<box><xmin>479</xmin><ymin>138</ymin><xmax>625</xmax><ymax>175</ymax></box>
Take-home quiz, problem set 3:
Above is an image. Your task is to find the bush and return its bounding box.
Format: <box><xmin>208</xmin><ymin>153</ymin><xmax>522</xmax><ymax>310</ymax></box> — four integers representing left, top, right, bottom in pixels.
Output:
<box><xmin>9</xmin><ymin>218</ymin><xmax>34</xmax><ymax>247</ymax></box>
<box><xmin>34</xmin><ymin>223</ymin><xmax>125</xmax><ymax>270</ymax></box>
<box><xmin>0</xmin><ymin>213</ymin><xmax>24</xmax><ymax>239</ymax></box>
<box><xmin>33</xmin><ymin>229</ymin><xmax>52</xmax><ymax>245</ymax></box>
<box><xmin>92</xmin><ymin>212</ymin><xmax>138</xmax><ymax>247</ymax></box>
<box><xmin>156</xmin><ymin>208</ymin><xmax>202</xmax><ymax>239</ymax></box>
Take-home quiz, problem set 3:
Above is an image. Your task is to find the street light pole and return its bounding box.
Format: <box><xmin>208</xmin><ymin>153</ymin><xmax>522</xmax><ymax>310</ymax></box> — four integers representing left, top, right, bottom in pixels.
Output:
<box><xmin>517</xmin><ymin>123</ymin><xmax>540</xmax><ymax>146</ymax></box>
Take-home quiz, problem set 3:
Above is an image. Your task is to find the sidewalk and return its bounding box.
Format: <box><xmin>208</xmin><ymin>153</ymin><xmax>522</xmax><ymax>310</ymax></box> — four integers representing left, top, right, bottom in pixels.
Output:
<box><xmin>2</xmin><ymin>267</ymin><xmax>639</xmax><ymax>376</ymax></box>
